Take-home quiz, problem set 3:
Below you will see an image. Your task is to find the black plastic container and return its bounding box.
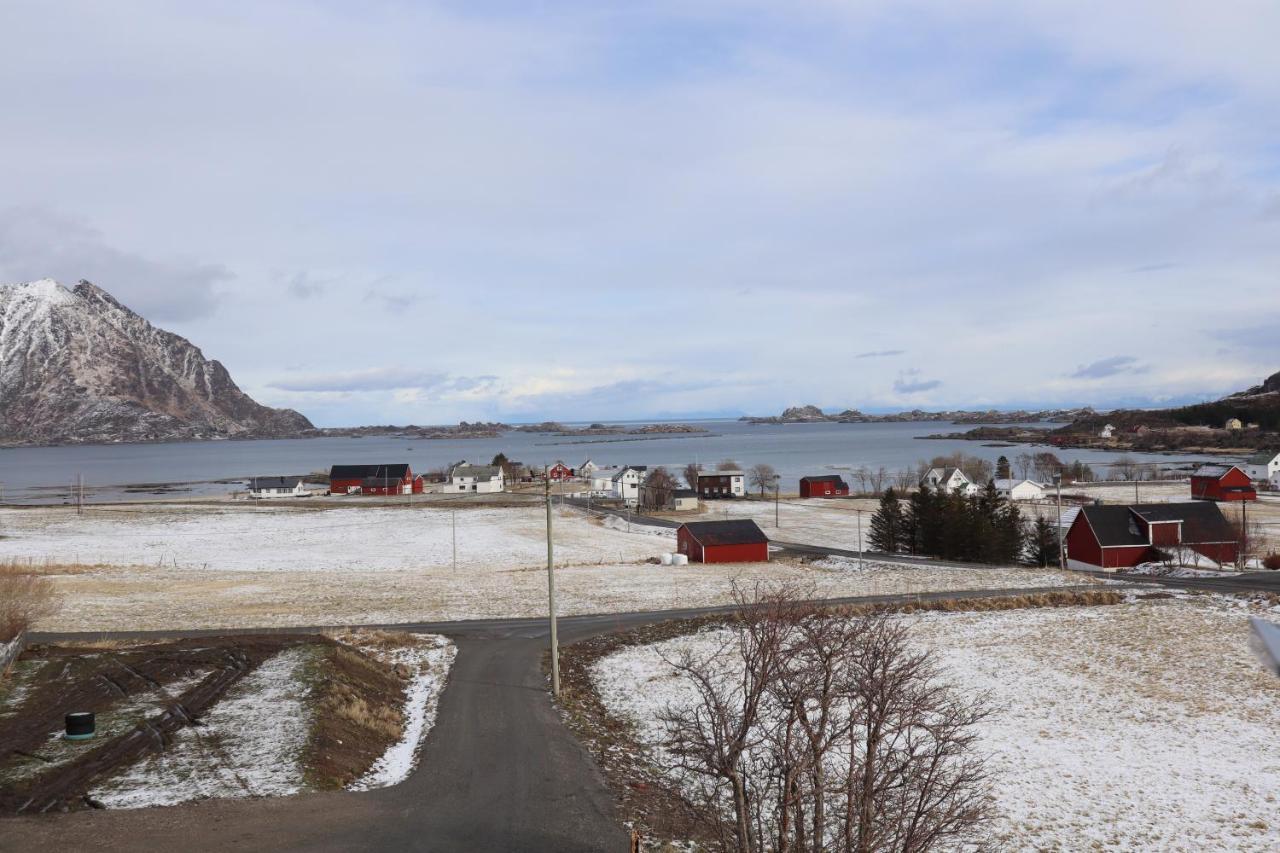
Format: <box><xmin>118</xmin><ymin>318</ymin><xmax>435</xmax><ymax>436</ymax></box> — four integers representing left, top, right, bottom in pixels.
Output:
<box><xmin>65</xmin><ymin>712</ymin><xmax>95</xmax><ymax>741</ymax></box>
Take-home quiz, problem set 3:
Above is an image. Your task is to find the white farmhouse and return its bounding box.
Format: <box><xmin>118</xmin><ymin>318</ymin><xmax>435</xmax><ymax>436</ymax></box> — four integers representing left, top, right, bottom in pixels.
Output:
<box><xmin>612</xmin><ymin>465</ymin><xmax>648</xmax><ymax>506</ymax></box>
<box><xmin>993</xmin><ymin>478</ymin><xmax>1046</xmax><ymax>501</ymax></box>
<box><xmin>246</xmin><ymin>476</ymin><xmax>310</xmax><ymax>499</ymax></box>
<box><xmin>920</xmin><ymin>467</ymin><xmax>978</xmax><ymax>496</ymax></box>
<box><xmin>1100</xmin><ymin>424</ymin><xmax>1116</xmax><ymax>439</ymax></box>
<box><xmin>449</xmin><ymin>462</ymin><xmax>506</xmax><ymax>493</ymax></box>
<box><xmin>578</xmin><ymin>459</ymin><xmax>599</xmax><ymax>478</ymax></box>
<box><xmin>1244</xmin><ymin>450</ymin><xmax>1280</xmax><ymax>483</ymax></box>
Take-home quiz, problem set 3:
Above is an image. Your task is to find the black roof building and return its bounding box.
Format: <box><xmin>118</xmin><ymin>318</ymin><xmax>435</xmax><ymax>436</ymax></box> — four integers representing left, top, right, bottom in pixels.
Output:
<box><xmin>330</xmin><ymin>464</ymin><xmax>412</xmax><ymax>481</ymax></box>
<box><xmin>1078</xmin><ymin>502</ymin><xmax>1235</xmax><ymax>546</ymax></box>
<box><xmin>679</xmin><ymin>519</ymin><xmax>769</xmax><ymax>546</ymax></box>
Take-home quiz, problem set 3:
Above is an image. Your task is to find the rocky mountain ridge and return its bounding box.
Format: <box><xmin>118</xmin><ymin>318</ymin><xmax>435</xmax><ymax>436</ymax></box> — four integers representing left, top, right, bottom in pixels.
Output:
<box><xmin>0</xmin><ymin>279</ymin><xmax>313</xmax><ymax>445</ymax></box>
<box><xmin>742</xmin><ymin>404</ymin><xmax>1089</xmax><ymax>425</ymax></box>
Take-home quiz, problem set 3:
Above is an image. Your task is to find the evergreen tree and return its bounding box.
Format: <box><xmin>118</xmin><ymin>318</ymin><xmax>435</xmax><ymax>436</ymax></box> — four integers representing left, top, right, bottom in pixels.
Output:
<box><xmin>869</xmin><ymin>488</ymin><xmax>905</xmax><ymax>553</ymax></box>
<box><xmin>1026</xmin><ymin>516</ymin><xmax>1060</xmax><ymax>567</ymax></box>
<box><xmin>995</xmin><ymin>455</ymin><xmax>1011</xmax><ymax>480</ymax></box>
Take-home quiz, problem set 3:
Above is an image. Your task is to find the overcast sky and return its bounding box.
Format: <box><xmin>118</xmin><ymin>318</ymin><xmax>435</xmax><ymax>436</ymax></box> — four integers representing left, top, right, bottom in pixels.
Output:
<box><xmin>1</xmin><ymin>1</ymin><xmax>1277</xmax><ymax>425</ymax></box>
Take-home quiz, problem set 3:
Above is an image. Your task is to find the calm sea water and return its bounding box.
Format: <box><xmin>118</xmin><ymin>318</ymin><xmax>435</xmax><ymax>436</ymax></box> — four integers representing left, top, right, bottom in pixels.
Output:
<box><xmin>0</xmin><ymin>419</ymin><xmax>1223</xmax><ymax>504</ymax></box>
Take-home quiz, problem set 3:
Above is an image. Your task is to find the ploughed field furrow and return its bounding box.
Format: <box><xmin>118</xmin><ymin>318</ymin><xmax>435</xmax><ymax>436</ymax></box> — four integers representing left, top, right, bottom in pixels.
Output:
<box><xmin>0</xmin><ymin>636</ymin><xmax>318</xmax><ymax>814</ymax></box>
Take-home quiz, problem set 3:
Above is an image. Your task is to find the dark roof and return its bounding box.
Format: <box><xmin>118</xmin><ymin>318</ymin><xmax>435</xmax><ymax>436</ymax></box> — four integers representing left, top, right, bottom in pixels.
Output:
<box><xmin>248</xmin><ymin>476</ymin><xmax>302</xmax><ymax>490</ymax></box>
<box><xmin>673</xmin><ymin>489</ymin><xmax>697</xmax><ymax>498</ymax></box>
<box><xmin>680</xmin><ymin>519</ymin><xmax>769</xmax><ymax>546</ymax></box>
<box><xmin>800</xmin><ymin>475</ymin><xmax>848</xmax><ymax>485</ymax></box>
<box><xmin>330</xmin><ymin>464</ymin><xmax>411</xmax><ymax>481</ymax></box>
<box><xmin>1078</xmin><ymin>502</ymin><xmax>1235</xmax><ymax>547</ymax></box>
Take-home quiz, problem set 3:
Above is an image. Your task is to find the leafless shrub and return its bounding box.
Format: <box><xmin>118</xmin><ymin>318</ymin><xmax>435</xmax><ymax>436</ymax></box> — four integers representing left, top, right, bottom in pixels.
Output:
<box><xmin>658</xmin><ymin>586</ymin><xmax>992</xmax><ymax>852</ymax></box>
<box><xmin>0</xmin><ymin>562</ymin><xmax>61</xmax><ymax>640</ymax></box>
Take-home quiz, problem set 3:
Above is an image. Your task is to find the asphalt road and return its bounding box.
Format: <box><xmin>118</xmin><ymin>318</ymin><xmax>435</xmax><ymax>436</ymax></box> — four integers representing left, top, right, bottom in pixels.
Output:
<box><xmin>3</xmin><ymin>585</ymin><xmax>1107</xmax><ymax>853</ymax></box>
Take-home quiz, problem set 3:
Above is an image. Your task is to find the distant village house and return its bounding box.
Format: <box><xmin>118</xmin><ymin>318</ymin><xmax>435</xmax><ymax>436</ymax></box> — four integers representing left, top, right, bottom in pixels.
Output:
<box><xmin>449</xmin><ymin>462</ymin><xmax>506</xmax><ymax>493</ymax></box>
<box><xmin>1065</xmin><ymin>502</ymin><xmax>1238</xmax><ymax>572</ymax></box>
<box><xmin>799</xmin><ymin>475</ymin><xmax>849</xmax><ymax>498</ymax></box>
<box><xmin>993</xmin><ymin>478</ymin><xmax>1045</xmax><ymax>501</ymax></box>
<box><xmin>677</xmin><ymin>519</ymin><xmax>769</xmax><ymax>563</ymax></box>
<box><xmin>247</xmin><ymin>476</ymin><xmax>309</xmax><ymax>499</ymax></box>
<box><xmin>697</xmin><ymin>470</ymin><xmax>746</xmax><ymax>499</ymax></box>
<box><xmin>329</xmin><ymin>464</ymin><xmax>422</xmax><ymax>496</ymax></box>
<box><xmin>1190</xmin><ymin>464</ymin><xmax>1256</xmax><ymax>502</ymax></box>
<box><xmin>1244</xmin><ymin>451</ymin><xmax>1280</xmax><ymax>483</ymax></box>
<box><xmin>920</xmin><ymin>467</ymin><xmax>978</xmax><ymax>497</ymax></box>
<box><xmin>670</xmin><ymin>489</ymin><xmax>700</xmax><ymax>511</ymax></box>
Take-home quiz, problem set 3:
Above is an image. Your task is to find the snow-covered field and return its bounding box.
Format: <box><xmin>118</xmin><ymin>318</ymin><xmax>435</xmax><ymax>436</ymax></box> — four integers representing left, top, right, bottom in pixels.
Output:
<box><xmin>0</xmin><ymin>504</ymin><xmax>667</xmax><ymax>572</ymax></box>
<box><xmin>87</xmin><ymin>633</ymin><xmax>455</xmax><ymax>808</ymax></box>
<box><xmin>1</xmin><ymin>503</ymin><xmax>1097</xmax><ymax>631</ymax></box>
<box><xmin>91</xmin><ymin>646</ymin><xmax>316</xmax><ymax>808</ymax></box>
<box><xmin>35</xmin><ymin>556</ymin><xmax>1091</xmax><ymax>632</ymax></box>
<box><xmin>685</xmin><ymin>498</ymin><xmax>879</xmax><ymax>551</ymax></box>
<box><xmin>593</xmin><ymin>599</ymin><xmax>1280</xmax><ymax>851</ymax></box>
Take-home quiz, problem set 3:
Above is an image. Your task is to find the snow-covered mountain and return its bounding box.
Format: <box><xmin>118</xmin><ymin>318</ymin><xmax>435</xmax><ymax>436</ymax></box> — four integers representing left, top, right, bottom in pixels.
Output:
<box><xmin>0</xmin><ymin>279</ymin><xmax>313</xmax><ymax>445</ymax></box>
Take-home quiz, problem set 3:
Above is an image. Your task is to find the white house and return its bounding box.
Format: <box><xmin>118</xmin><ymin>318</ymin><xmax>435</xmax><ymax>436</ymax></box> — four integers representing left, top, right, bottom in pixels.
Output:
<box><xmin>993</xmin><ymin>478</ymin><xmax>1046</xmax><ymax>501</ymax></box>
<box><xmin>671</xmin><ymin>489</ymin><xmax>700</xmax><ymax>511</ymax></box>
<box><xmin>1100</xmin><ymin>424</ymin><xmax>1116</xmax><ymax>439</ymax></box>
<box><xmin>1244</xmin><ymin>450</ymin><xmax>1280</xmax><ymax>483</ymax></box>
<box><xmin>449</xmin><ymin>462</ymin><xmax>506</xmax><ymax>493</ymax></box>
<box><xmin>1271</xmin><ymin>470</ymin><xmax>1280</xmax><ymax>492</ymax></box>
<box><xmin>247</xmin><ymin>476</ymin><xmax>310</xmax><ymax>499</ymax></box>
<box><xmin>612</xmin><ymin>465</ymin><xmax>649</xmax><ymax>506</ymax></box>
<box><xmin>578</xmin><ymin>459</ymin><xmax>599</xmax><ymax>478</ymax></box>
<box><xmin>920</xmin><ymin>467</ymin><xmax>978</xmax><ymax>496</ymax></box>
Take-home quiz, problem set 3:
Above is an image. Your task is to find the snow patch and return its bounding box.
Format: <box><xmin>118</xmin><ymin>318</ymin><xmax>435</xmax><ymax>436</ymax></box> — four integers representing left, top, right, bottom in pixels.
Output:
<box><xmin>347</xmin><ymin>634</ymin><xmax>456</xmax><ymax>790</ymax></box>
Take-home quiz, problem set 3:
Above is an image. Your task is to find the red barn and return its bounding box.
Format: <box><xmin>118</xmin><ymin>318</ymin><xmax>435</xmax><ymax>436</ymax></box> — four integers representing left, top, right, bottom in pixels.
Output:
<box><xmin>329</xmin><ymin>464</ymin><xmax>422</xmax><ymax>496</ymax></box>
<box><xmin>799</xmin><ymin>475</ymin><xmax>849</xmax><ymax>498</ymax></box>
<box><xmin>1065</xmin><ymin>502</ymin><xmax>1238</xmax><ymax>571</ymax></box>
<box><xmin>1190</xmin><ymin>464</ymin><xmax>1256</xmax><ymax>502</ymax></box>
<box><xmin>677</xmin><ymin>520</ymin><xmax>770</xmax><ymax>564</ymax></box>
<box><xmin>547</xmin><ymin>462</ymin><xmax>574</xmax><ymax>481</ymax></box>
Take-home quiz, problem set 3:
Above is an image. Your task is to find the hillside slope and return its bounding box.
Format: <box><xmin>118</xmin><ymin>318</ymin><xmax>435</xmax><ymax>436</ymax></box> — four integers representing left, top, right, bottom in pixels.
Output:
<box><xmin>0</xmin><ymin>279</ymin><xmax>313</xmax><ymax>445</ymax></box>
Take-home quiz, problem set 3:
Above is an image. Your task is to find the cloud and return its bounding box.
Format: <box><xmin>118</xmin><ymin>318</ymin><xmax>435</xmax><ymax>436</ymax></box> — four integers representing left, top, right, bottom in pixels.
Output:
<box><xmin>855</xmin><ymin>349</ymin><xmax>906</xmax><ymax>359</ymax></box>
<box><xmin>0</xmin><ymin>206</ymin><xmax>228</xmax><ymax>322</ymax></box>
<box><xmin>893</xmin><ymin>369</ymin><xmax>942</xmax><ymax>394</ymax></box>
<box><xmin>286</xmin><ymin>271</ymin><xmax>329</xmax><ymax>299</ymax></box>
<box><xmin>1068</xmin><ymin>355</ymin><xmax>1150</xmax><ymax>379</ymax></box>
<box><xmin>269</xmin><ymin>367</ymin><xmax>498</xmax><ymax>394</ymax></box>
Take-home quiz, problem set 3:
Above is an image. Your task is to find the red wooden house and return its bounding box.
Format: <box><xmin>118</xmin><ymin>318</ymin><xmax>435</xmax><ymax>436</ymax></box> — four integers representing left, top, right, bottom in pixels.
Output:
<box><xmin>1065</xmin><ymin>502</ymin><xmax>1238</xmax><ymax>571</ymax></box>
<box><xmin>677</xmin><ymin>520</ymin><xmax>770</xmax><ymax>564</ymax></box>
<box><xmin>329</xmin><ymin>463</ymin><xmax>422</xmax><ymax>496</ymax></box>
<box><xmin>547</xmin><ymin>462</ymin><xmax>574</xmax><ymax>481</ymax></box>
<box><xmin>799</xmin><ymin>475</ymin><xmax>849</xmax><ymax>498</ymax></box>
<box><xmin>1190</xmin><ymin>464</ymin><xmax>1256</xmax><ymax>502</ymax></box>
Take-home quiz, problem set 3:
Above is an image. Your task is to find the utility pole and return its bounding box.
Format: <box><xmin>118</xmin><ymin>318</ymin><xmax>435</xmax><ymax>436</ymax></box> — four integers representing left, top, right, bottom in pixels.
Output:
<box><xmin>857</xmin><ymin>509</ymin><xmax>863</xmax><ymax>570</ymax></box>
<box><xmin>77</xmin><ymin>473</ymin><xmax>84</xmax><ymax>516</ymax></box>
<box><xmin>774</xmin><ymin>476</ymin><xmax>780</xmax><ymax>528</ymax></box>
<box><xmin>1054</xmin><ymin>473</ymin><xmax>1065</xmax><ymax>571</ymax></box>
<box><xmin>452</xmin><ymin>509</ymin><xmax>457</xmax><ymax>571</ymax></box>
<box><xmin>545</xmin><ymin>469</ymin><xmax>560</xmax><ymax>698</ymax></box>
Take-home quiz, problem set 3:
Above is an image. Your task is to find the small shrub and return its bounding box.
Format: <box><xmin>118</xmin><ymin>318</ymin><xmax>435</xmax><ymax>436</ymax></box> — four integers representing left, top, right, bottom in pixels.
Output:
<box><xmin>1263</xmin><ymin>553</ymin><xmax>1280</xmax><ymax>571</ymax></box>
<box><xmin>0</xmin><ymin>563</ymin><xmax>61</xmax><ymax>640</ymax></box>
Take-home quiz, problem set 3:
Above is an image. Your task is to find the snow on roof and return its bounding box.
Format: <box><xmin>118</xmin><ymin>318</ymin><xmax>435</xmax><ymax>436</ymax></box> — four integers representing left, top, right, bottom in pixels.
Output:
<box><xmin>1192</xmin><ymin>463</ymin><xmax>1242</xmax><ymax>479</ymax></box>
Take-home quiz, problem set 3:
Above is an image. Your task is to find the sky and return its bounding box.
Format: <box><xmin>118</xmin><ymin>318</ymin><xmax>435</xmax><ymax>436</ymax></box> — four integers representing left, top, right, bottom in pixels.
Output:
<box><xmin>1</xmin><ymin>1</ymin><xmax>1278</xmax><ymax>426</ymax></box>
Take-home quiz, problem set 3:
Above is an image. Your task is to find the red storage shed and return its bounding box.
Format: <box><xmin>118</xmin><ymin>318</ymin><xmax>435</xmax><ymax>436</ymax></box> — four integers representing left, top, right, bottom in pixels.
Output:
<box><xmin>329</xmin><ymin>464</ymin><xmax>422</xmax><ymax>496</ymax></box>
<box><xmin>547</xmin><ymin>462</ymin><xmax>574</xmax><ymax>481</ymax></box>
<box><xmin>1190</xmin><ymin>464</ymin><xmax>1256</xmax><ymax>502</ymax></box>
<box><xmin>677</xmin><ymin>520</ymin><xmax>770</xmax><ymax>564</ymax></box>
<box><xmin>799</xmin><ymin>475</ymin><xmax>849</xmax><ymax>498</ymax></box>
<box><xmin>1065</xmin><ymin>502</ymin><xmax>1238</xmax><ymax>571</ymax></box>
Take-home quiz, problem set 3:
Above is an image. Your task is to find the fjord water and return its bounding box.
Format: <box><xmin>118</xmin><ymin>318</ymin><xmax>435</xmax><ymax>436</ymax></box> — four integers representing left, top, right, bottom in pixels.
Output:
<box><xmin>0</xmin><ymin>419</ymin><xmax>1216</xmax><ymax>504</ymax></box>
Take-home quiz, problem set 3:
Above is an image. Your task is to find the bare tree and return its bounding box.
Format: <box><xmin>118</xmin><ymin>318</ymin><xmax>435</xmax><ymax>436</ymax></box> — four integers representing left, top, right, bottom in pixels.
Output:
<box><xmin>659</xmin><ymin>587</ymin><xmax>992</xmax><ymax>852</ymax></box>
<box><xmin>853</xmin><ymin>467</ymin><xmax>871</xmax><ymax>494</ymax></box>
<box><xmin>749</xmin><ymin>464</ymin><xmax>778</xmax><ymax>497</ymax></box>
<box><xmin>644</xmin><ymin>466</ymin><xmax>680</xmax><ymax>510</ymax></box>
<box><xmin>868</xmin><ymin>466</ymin><xmax>888</xmax><ymax>496</ymax></box>
<box><xmin>685</xmin><ymin>463</ymin><xmax>703</xmax><ymax>490</ymax></box>
<box><xmin>1014</xmin><ymin>453</ymin><xmax>1034</xmax><ymax>481</ymax></box>
<box><xmin>894</xmin><ymin>468</ymin><xmax>915</xmax><ymax>491</ymax></box>
<box><xmin>1111</xmin><ymin>455</ymin><xmax>1140</xmax><ymax>481</ymax></box>
<box><xmin>719</xmin><ymin>459</ymin><xmax>743</xmax><ymax>472</ymax></box>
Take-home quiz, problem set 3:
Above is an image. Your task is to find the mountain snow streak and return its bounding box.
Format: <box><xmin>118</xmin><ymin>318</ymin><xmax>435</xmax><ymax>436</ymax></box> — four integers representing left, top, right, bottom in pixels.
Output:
<box><xmin>0</xmin><ymin>279</ymin><xmax>312</xmax><ymax>444</ymax></box>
